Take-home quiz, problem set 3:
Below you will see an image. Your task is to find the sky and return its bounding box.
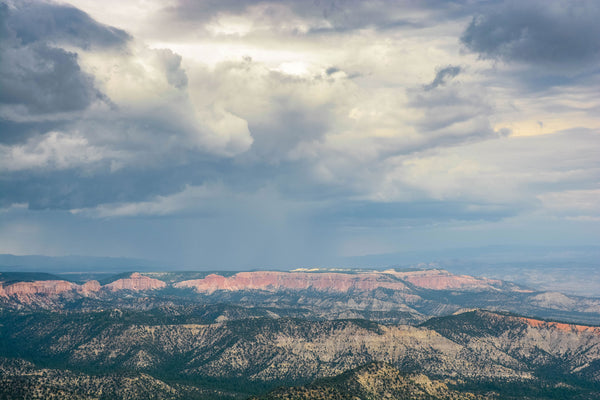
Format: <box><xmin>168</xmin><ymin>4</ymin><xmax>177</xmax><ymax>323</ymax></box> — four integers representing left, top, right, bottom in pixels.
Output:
<box><xmin>0</xmin><ymin>0</ymin><xmax>599</xmax><ymax>269</ymax></box>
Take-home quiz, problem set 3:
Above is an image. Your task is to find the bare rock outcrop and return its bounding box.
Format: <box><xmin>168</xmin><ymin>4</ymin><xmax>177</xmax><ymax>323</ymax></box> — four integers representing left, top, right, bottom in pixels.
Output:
<box><xmin>104</xmin><ymin>273</ymin><xmax>166</xmax><ymax>291</ymax></box>
<box><xmin>175</xmin><ymin>271</ymin><xmax>409</xmax><ymax>294</ymax></box>
<box><xmin>175</xmin><ymin>269</ymin><xmax>525</xmax><ymax>294</ymax></box>
<box><xmin>0</xmin><ymin>280</ymin><xmax>78</xmax><ymax>297</ymax></box>
<box><xmin>0</xmin><ymin>273</ymin><xmax>165</xmax><ymax>304</ymax></box>
<box><xmin>388</xmin><ymin>269</ymin><xmax>519</xmax><ymax>291</ymax></box>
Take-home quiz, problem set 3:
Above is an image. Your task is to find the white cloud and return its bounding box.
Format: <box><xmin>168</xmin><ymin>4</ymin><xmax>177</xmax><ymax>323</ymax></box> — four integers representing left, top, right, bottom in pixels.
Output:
<box><xmin>539</xmin><ymin>189</ymin><xmax>600</xmax><ymax>219</ymax></box>
<box><xmin>0</xmin><ymin>131</ymin><xmax>110</xmax><ymax>171</ymax></box>
<box><xmin>0</xmin><ymin>203</ymin><xmax>28</xmax><ymax>213</ymax></box>
<box><xmin>75</xmin><ymin>41</ymin><xmax>255</xmax><ymax>158</ymax></box>
<box><xmin>71</xmin><ymin>184</ymin><xmax>223</xmax><ymax>217</ymax></box>
<box><xmin>368</xmin><ymin>130</ymin><xmax>600</xmax><ymax>208</ymax></box>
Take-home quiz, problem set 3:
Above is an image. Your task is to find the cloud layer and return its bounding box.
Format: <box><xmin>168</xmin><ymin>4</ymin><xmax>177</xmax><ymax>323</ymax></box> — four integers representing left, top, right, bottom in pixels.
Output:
<box><xmin>0</xmin><ymin>0</ymin><xmax>598</xmax><ymax>266</ymax></box>
<box><xmin>461</xmin><ymin>0</ymin><xmax>600</xmax><ymax>66</ymax></box>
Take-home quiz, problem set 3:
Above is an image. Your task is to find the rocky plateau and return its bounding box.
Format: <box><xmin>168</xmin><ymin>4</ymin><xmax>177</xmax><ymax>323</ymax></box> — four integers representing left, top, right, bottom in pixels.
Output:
<box><xmin>2</xmin><ymin>268</ymin><xmax>600</xmax><ymax>399</ymax></box>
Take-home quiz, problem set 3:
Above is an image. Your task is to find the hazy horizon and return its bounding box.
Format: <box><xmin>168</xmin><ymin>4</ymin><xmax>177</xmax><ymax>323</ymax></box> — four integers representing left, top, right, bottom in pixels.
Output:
<box><xmin>2</xmin><ymin>243</ymin><xmax>598</xmax><ymax>269</ymax></box>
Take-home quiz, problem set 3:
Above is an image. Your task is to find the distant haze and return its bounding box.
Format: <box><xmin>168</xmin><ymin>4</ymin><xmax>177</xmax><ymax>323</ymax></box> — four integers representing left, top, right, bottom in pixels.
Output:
<box><xmin>1</xmin><ymin>245</ymin><xmax>599</xmax><ymax>297</ymax></box>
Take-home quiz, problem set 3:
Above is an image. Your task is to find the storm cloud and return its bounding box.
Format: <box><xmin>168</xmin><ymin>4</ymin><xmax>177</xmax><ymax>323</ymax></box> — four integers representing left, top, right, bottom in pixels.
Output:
<box><xmin>461</xmin><ymin>0</ymin><xmax>600</xmax><ymax>65</ymax></box>
<box><xmin>0</xmin><ymin>42</ymin><xmax>99</xmax><ymax>114</ymax></box>
<box><xmin>0</xmin><ymin>0</ymin><xmax>598</xmax><ymax>266</ymax></box>
<box><xmin>6</xmin><ymin>1</ymin><xmax>130</xmax><ymax>49</ymax></box>
<box><xmin>0</xmin><ymin>3</ymin><xmax>108</xmax><ymax>116</ymax></box>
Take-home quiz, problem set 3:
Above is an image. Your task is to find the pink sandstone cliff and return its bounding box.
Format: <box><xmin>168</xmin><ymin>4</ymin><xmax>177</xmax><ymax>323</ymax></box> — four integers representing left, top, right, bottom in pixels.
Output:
<box><xmin>0</xmin><ymin>280</ymin><xmax>78</xmax><ymax>297</ymax></box>
<box><xmin>175</xmin><ymin>271</ymin><xmax>410</xmax><ymax>294</ymax></box>
<box><xmin>175</xmin><ymin>269</ymin><xmax>523</xmax><ymax>294</ymax></box>
<box><xmin>519</xmin><ymin>316</ymin><xmax>600</xmax><ymax>335</ymax></box>
<box><xmin>0</xmin><ymin>269</ymin><xmax>521</xmax><ymax>302</ymax></box>
<box><xmin>104</xmin><ymin>272</ymin><xmax>166</xmax><ymax>291</ymax></box>
<box><xmin>0</xmin><ymin>273</ymin><xmax>165</xmax><ymax>301</ymax></box>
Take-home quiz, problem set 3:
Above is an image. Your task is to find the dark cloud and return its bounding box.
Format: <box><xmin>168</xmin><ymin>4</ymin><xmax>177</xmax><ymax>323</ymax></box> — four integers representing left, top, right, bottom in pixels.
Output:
<box><xmin>158</xmin><ymin>0</ymin><xmax>435</xmax><ymax>36</ymax></box>
<box><xmin>0</xmin><ymin>1</ymin><xmax>115</xmax><ymax>119</ymax></box>
<box><xmin>0</xmin><ymin>118</ymin><xmax>65</xmax><ymax>144</ymax></box>
<box><xmin>7</xmin><ymin>1</ymin><xmax>130</xmax><ymax>49</ymax></box>
<box><xmin>0</xmin><ymin>2</ymin><xmax>10</xmax><ymax>38</ymax></box>
<box><xmin>0</xmin><ymin>42</ymin><xmax>100</xmax><ymax>114</ymax></box>
<box><xmin>461</xmin><ymin>0</ymin><xmax>600</xmax><ymax>65</ymax></box>
<box><xmin>321</xmin><ymin>199</ymin><xmax>521</xmax><ymax>225</ymax></box>
<box><xmin>0</xmin><ymin>156</ymin><xmax>220</xmax><ymax>210</ymax></box>
<box><xmin>424</xmin><ymin>65</ymin><xmax>461</xmax><ymax>91</ymax></box>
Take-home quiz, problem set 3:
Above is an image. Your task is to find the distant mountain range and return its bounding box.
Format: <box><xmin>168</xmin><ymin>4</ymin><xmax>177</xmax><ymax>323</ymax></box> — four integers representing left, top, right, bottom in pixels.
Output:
<box><xmin>0</xmin><ymin>254</ymin><xmax>162</xmax><ymax>273</ymax></box>
<box><xmin>2</xmin><ymin>268</ymin><xmax>600</xmax><ymax>324</ymax></box>
<box><xmin>2</xmin><ymin>246</ymin><xmax>599</xmax><ymax>297</ymax></box>
<box><xmin>1</xmin><ymin>267</ymin><xmax>600</xmax><ymax>399</ymax></box>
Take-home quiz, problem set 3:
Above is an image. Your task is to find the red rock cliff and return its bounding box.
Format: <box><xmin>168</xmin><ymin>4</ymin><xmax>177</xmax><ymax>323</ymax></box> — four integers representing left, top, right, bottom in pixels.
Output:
<box><xmin>0</xmin><ymin>273</ymin><xmax>165</xmax><ymax>301</ymax></box>
<box><xmin>175</xmin><ymin>271</ymin><xmax>409</xmax><ymax>294</ymax></box>
<box><xmin>519</xmin><ymin>316</ymin><xmax>600</xmax><ymax>335</ymax></box>
<box><xmin>104</xmin><ymin>273</ymin><xmax>166</xmax><ymax>291</ymax></box>
<box><xmin>0</xmin><ymin>280</ymin><xmax>78</xmax><ymax>297</ymax></box>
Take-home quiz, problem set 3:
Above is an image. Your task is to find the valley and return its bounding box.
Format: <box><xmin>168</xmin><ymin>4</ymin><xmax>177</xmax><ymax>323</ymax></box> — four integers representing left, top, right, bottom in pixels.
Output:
<box><xmin>1</xmin><ymin>269</ymin><xmax>600</xmax><ymax>399</ymax></box>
